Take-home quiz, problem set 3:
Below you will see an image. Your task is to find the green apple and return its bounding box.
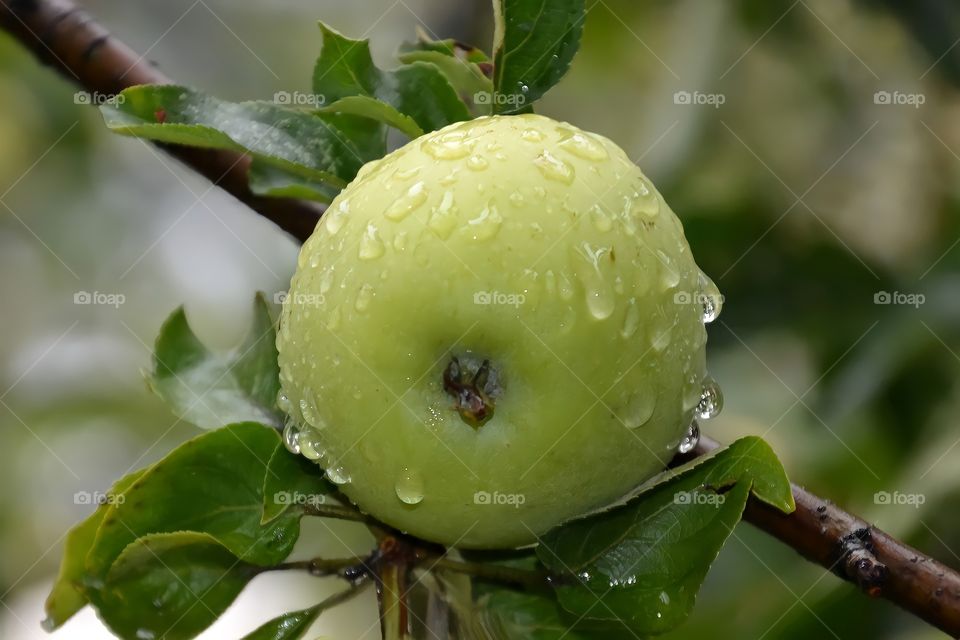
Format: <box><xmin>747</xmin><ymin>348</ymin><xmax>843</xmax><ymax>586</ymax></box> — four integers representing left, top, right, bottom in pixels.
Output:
<box><xmin>276</xmin><ymin>114</ymin><xmax>721</xmax><ymax>548</ymax></box>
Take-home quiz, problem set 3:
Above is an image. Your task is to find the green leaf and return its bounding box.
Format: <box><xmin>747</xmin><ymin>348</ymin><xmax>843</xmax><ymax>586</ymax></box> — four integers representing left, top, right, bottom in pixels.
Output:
<box><xmin>93</xmin><ymin>532</ymin><xmax>257</xmax><ymax>640</ymax></box>
<box><xmin>248</xmin><ymin>160</ymin><xmax>339</xmax><ymax>203</ymax></box>
<box><xmin>313</xmin><ymin>24</ymin><xmax>470</xmax><ymax>134</ymax></box>
<box><xmin>398</xmin><ymin>29</ymin><xmax>491</xmax><ymax>63</ymax></box>
<box><xmin>537</xmin><ymin>436</ymin><xmax>793</xmax><ymax>636</ymax></box>
<box><xmin>472</xmin><ymin>587</ymin><xmax>636</xmax><ymax>639</ymax></box>
<box><xmin>322</xmin><ymin>96</ymin><xmax>423</xmax><ymax>139</ymax></box>
<box><xmin>634</xmin><ymin>435</ymin><xmax>795</xmax><ymax>513</ymax></box>
<box><xmin>85</xmin><ymin>423</ymin><xmax>301</xmax><ymax>584</ymax></box>
<box><xmin>43</xmin><ymin>471</ymin><xmax>143</xmax><ymax>630</ymax></box>
<box><xmin>102</xmin><ymin>85</ymin><xmax>378</xmax><ymax>186</ymax></box>
<box><xmin>241</xmin><ymin>608</ymin><xmax>319</xmax><ymax>640</ymax></box>
<box><xmin>241</xmin><ymin>586</ymin><xmax>365</xmax><ymax>640</ymax></box>
<box><xmin>491</xmin><ymin>0</ymin><xmax>586</xmax><ymax>114</ymax></box>
<box><xmin>397</xmin><ymin>32</ymin><xmax>493</xmax><ymax>103</ymax></box>
<box><xmin>261</xmin><ymin>445</ymin><xmax>334</xmax><ymax>524</ymax></box>
<box><xmin>149</xmin><ymin>293</ymin><xmax>283</xmax><ymax>430</ymax></box>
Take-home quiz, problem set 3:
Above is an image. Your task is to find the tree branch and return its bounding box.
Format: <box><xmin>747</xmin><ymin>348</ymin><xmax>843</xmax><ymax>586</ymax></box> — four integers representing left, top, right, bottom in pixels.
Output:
<box><xmin>687</xmin><ymin>435</ymin><xmax>960</xmax><ymax>637</ymax></box>
<box><xmin>3</xmin><ymin>0</ymin><xmax>960</xmax><ymax>636</ymax></box>
<box><xmin>0</xmin><ymin>0</ymin><xmax>322</xmax><ymax>242</ymax></box>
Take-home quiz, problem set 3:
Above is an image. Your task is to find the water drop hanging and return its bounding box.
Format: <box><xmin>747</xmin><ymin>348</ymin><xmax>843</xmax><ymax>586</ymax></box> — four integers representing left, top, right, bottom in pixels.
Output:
<box><xmin>695</xmin><ymin>377</ymin><xmax>723</xmax><ymax>420</ymax></box>
<box><xmin>677</xmin><ymin>421</ymin><xmax>700</xmax><ymax>454</ymax></box>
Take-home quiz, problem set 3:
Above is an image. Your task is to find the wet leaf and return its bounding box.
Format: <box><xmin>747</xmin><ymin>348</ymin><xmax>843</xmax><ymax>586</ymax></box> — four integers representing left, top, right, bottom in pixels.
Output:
<box><xmin>94</xmin><ymin>532</ymin><xmax>256</xmax><ymax>640</ymax></box>
<box><xmin>85</xmin><ymin>423</ymin><xmax>301</xmax><ymax>584</ymax></box>
<box><xmin>313</xmin><ymin>23</ymin><xmax>470</xmax><ymax>135</ymax></box>
<box><xmin>149</xmin><ymin>293</ymin><xmax>282</xmax><ymax>430</ymax></box>
<box><xmin>491</xmin><ymin>0</ymin><xmax>585</xmax><ymax>114</ymax></box>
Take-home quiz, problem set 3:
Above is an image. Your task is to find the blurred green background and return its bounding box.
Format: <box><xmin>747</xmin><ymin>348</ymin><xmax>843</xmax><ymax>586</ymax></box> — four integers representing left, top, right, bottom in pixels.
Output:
<box><xmin>2</xmin><ymin>0</ymin><xmax>959</xmax><ymax>637</ymax></box>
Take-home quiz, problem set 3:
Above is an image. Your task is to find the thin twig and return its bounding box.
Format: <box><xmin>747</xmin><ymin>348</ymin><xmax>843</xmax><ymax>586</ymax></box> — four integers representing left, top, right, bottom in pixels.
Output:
<box><xmin>685</xmin><ymin>435</ymin><xmax>960</xmax><ymax>637</ymax></box>
<box><xmin>301</xmin><ymin>502</ymin><xmax>371</xmax><ymax>523</ymax></box>
<box><xmin>430</xmin><ymin>556</ymin><xmax>550</xmax><ymax>590</ymax></box>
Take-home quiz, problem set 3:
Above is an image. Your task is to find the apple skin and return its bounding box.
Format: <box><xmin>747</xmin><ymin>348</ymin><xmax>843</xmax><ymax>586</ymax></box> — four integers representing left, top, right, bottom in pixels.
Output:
<box><xmin>277</xmin><ymin>114</ymin><xmax>712</xmax><ymax>549</ymax></box>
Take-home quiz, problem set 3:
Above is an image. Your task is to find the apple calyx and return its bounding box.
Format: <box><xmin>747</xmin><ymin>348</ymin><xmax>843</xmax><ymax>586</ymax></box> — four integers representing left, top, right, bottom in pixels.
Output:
<box><xmin>443</xmin><ymin>356</ymin><xmax>498</xmax><ymax>428</ymax></box>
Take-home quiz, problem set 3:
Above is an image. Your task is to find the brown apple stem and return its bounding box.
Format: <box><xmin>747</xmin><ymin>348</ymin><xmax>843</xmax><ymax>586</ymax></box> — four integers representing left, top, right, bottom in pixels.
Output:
<box><xmin>442</xmin><ymin>356</ymin><xmax>497</xmax><ymax>427</ymax></box>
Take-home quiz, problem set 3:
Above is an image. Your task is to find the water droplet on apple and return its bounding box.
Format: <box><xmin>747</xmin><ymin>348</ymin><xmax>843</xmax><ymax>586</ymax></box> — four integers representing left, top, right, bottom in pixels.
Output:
<box><xmin>677</xmin><ymin>421</ymin><xmax>700</xmax><ymax>454</ymax></box>
<box><xmin>423</xmin><ymin>130</ymin><xmax>473</xmax><ymax>159</ymax></box>
<box><xmin>393</xmin><ymin>231</ymin><xmax>408</xmax><ymax>251</ymax></box>
<box><xmin>682</xmin><ymin>372</ymin><xmax>702</xmax><ymax>412</ymax></box>
<box><xmin>467</xmin><ymin>155</ymin><xmax>489</xmax><ymax>171</ymax></box>
<box><xmin>696</xmin><ymin>377</ymin><xmax>723</xmax><ymax>419</ymax></box>
<box><xmin>521</xmin><ymin>128</ymin><xmax>544</xmax><ymax>142</ymax></box>
<box><xmin>468</xmin><ymin>202</ymin><xmax>503</xmax><ymax>240</ymax></box>
<box><xmin>391</xmin><ymin>166</ymin><xmax>420</xmax><ymax>181</ymax></box>
<box><xmin>326</xmin><ymin>465</ymin><xmax>351</xmax><ymax>485</ymax></box>
<box><xmin>359</xmin><ymin>224</ymin><xmax>385</xmax><ymax>260</ymax></box>
<box><xmin>589</xmin><ymin>204</ymin><xmax>613</xmax><ymax>231</ymax></box>
<box><xmin>395</xmin><ymin>467</ymin><xmax>424</xmax><ymax>504</ymax></box>
<box><xmin>319</xmin><ymin>268</ymin><xmax>334</xmax><ymax>294</ymax></box>
<box><xmin>385</xmin><ymin>181</ymin><xmax>427</xmax><ymax>221</ymax></box>
<box><xmin>625</xmin><ymin>390</ymin><xmax>655</xmax><ymax>428</ymax></box>
<box><xmin>576</xmin><ymin>242</ymin><xmax>615</xmax><ymax>320</ymax></box>
<box><xmin>699</xmin><ymin>271</ymin><xmax>723</xmax><ymax>323</ymax></box>
<box><xmin>509</xmin><ymin>191</ymin><xmax>525</xmax><ymax>206</ymax></box>
<box><xmin>559</xmin><ymin>131</ymin><xmax>608</xmax><ymax>160</ymax></box>
<box><xmin>656</xmin><ymin>250</ymin><xmax>680</xmax><ymax>289</ymax></box>
<box><xmin>534</xmin><ymin>150</ymin><xmax>575</xmax><ymax>184</ymax></box>
<box><xmin>298</xmin><ymin>427</ymin><xmax>325</xmax><ymax>460</ymax></box>
<box><xmin>299</xmin><ymin>396</ymin><xmax>322</xmax><ymax>428</ymax></box>
<box><xmin>325</xmin><ymin>199</ymin><xmax>349</xmax><ymax>235</ymax></box>
<box><xmin>428</xmin><ymin>190</ymin><xmax>458</xmax><ymax>239</ymax></box>
<box><xmin>283</xmin><ymin>420</ymin><xmax>301</xmax><ymax>454</ymax></box>
<box><xmin>633</xmin><ymin>181</ymin><xmax>660</xmax><ymax>219</ymax></box>
<box><xmin>620</xmin><ymin>298</ymin><xmax>640</xmax><ymax>338</ymax></box>
<box><xmin>586</xmin><ymin>285</ymin><xmax>615</xmax><ymax>320</ymax></box>
<box><xmin>277</xmin><ymin>390</ymin><xmax>292</xmax><ymax>414</ymax></box>
<box><xmin>355</xmin><ymin>283</ymin><xmax>374</xmax><ymax>311</ymax></box>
